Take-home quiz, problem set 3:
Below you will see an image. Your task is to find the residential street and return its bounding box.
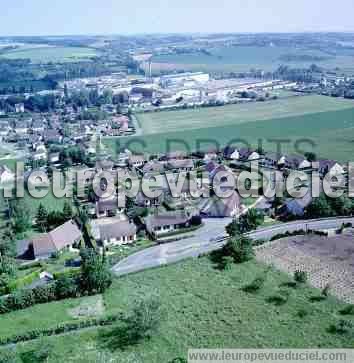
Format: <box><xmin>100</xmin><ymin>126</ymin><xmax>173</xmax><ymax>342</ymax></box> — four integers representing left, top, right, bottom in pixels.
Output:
<box><xmin>112</xmin><ymin>216</ymin><xmax>354</xmax><ymax>276</ymax></box>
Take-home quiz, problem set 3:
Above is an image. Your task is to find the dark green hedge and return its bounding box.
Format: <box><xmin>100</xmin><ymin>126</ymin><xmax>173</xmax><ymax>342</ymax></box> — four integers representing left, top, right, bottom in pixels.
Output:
<box><xmin>0</xmin><ymin>313</ymin><xmax>122</xmax><ymax>346</ymax></box>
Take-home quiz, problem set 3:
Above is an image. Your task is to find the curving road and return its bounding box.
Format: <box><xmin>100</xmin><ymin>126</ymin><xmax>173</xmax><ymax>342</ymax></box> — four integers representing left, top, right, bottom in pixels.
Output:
<box><xmin>112</xmin><ymin>216</ymin><xmax>354</xmax><ymax>277</ymax></box>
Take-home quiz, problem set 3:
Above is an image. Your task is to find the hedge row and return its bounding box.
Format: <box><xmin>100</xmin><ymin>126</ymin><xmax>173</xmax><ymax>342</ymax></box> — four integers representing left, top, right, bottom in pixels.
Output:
<box><xmin>0</xmin><ymin>277</ymin><xmax>79</xmax><ymax>315</ymax></box>
<box><xmin>0</xmin><ymin>313</ymin><xmax>122</xmax><ymax>346</ymax></box>
<box><xmin>53</xmin><ymin>268</ymin><xmax>81</xmax><ymax>280</ymax></box>
<box><xmin>270</xmin><ymin>229</ymin><xmax>328</xmax><ymax>241</ymax></box>
<box><xmin>6</xmin><ymin>269</ymin><xmax>42</xmax><ymax>293</ymax></box>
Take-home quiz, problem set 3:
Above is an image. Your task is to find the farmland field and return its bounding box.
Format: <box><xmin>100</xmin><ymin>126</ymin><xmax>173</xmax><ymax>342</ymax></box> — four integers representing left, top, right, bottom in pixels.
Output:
<box><xmin>0</xmin><ymin>46</ymin><xmax>99</xmax><ymax>63</ymax></box>
<box><xmin>1</xmin><ymin>257</ymin><xmax>353</xmax><ymax>361</ymax></box>
<box><xmin>135</xmin><ymin>95</ymin><xmax>354</xmax><ymax>135</ymax></box>
<box><xmin>105</xmin><ymin>96</ymin><xmax>354</xmax><ymax>162</ymax></box>
<box><xmin>152</xmin><ymin>45</ymin><xmax>354</xmax><ymax>74</ymax></box>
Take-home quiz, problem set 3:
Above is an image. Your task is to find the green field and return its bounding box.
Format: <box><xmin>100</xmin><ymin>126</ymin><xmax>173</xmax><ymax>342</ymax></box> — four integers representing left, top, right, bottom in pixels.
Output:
<box><xmin>136</xmin><ymin>95</ymin><xmax>354</xmax><ymax>135</ymax></box>
<box><xmin>152</xmin><ymin>45</ymin><xmax>354</xmax><ymax>74</ymax></box>
<box><xmin>105</xmin><ymin>96</ymin><xmax>354</xmax><ymax>162</ymax></box>
<box><xmin>1</xmin><ymin>258</ymin><xmax>353</xmax><ymax>361</ymax></box>
<box><xmin>0</xmin><ymin>46</ymin><xmax>99</xmax><ymax>63</ymax></box>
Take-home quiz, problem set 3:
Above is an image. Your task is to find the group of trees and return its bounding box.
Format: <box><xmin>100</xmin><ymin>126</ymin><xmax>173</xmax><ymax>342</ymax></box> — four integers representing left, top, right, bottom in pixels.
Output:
<box><xmin>0</xmin><ymin>255</ymin><xmax>17</xmax><ymax>295</ymax></box>
<box><xmin>25</xmin><ymin>93</ymin><xmax>58</xmax><ymax>112</ymax></box>
<box><xmin>59</xmin><ymin>146</ymin><xmax>89</xmax><ymax>168</ymax></box>
<box><xmin>66</xmin><ymin>88</ymin><xmax>114</xmax><ymax>109</ymax></box>
<box><xmin>0</xmin><ymin>247</ymin><xmax>112</xmax><ymax>315</ymax></box>
<box><xmin>36</xmin><ymin>201</ymin><xmax>74</xmax><ymax>232</ymax></box>
<box><xmin>8</xmin><ymin>199</ymin><xmax>32</xmax><ymax>235</ymax></box>
<box><xmin>226</xmin><ymin>209</ymin><xmax>264</xmax><ymax>236</ymax></box>
<box><xmin>306</xmin><ymin>194</ymin><xmax>354</xmax><ymax>219</ymax></box>
<box><xmin>218</xmin><ymin>209</ymin><xmax>261</xmax><ymax>268</ymax></box>
<box><xmin>274</xmin><ymin>64</ymin><xmax>322</xmax><ymax>83</ymax></box>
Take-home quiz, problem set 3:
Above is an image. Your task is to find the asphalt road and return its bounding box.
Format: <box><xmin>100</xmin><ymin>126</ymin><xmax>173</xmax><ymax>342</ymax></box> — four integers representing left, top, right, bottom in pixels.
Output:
<box><xmin>112</xmin><ymin>216</ymin><xmax>354</xmax><ymax>277</ymax></box>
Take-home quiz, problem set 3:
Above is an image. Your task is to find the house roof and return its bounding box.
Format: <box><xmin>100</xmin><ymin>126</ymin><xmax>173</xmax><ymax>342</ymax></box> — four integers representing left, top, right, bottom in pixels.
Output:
<box><xmin>166</xmin><ymin>159</ymin><xmax>194</xmax><ymax>170</ymax></box>
<box><xmin>49</xmin><ymin>220</ymin><xmax>82</xmax><ymax>251</ymax></box>
<box><xmin>96</xmin><ymin>195</ymin><xmax>126</xmax><ymax>213</ymax></box>
<box><xmin>128</xmin><ymin>154</ymin><xmax>145</xmax><ymax>164</ymax></box>
<box><xmin>91</xmin><ymin>219</ymin><xmax>137</xmax><ymax>241</ymax></box>
<box><xmin>99</xmin><ymin>220</ymin><xmax>137</xmax><ymax>240</ymax></box>
<box><xmin>200</xmin><ymin>191</ymin><xmax>240</xmax><ymax>217</ymax></box>
<box><xmin>282</xmin><ymin>191</ymin><xmax>313</xmax><ymax>217</ymax></box>
<box><xmin>144</xmin><ymin>210</ymin><xmax>190</xmax><ymax>230</ymax></box>
<box><xmin>264</xmin><ymin>152</ymin><xmax>282</xmax><ymax>162</ymax></box>
<box><xmin>284</xmin><ymin>154</ymin><xmax>307</xmax><ymax>168</ymax></box>
<box><xmin>317</xmin><ymin>159</ymin><xmax>339</xmax><ymax>171</ymax></box>
<box><xmin>31</xmin><ymin>234</ymin><xmax>56</xmax><ymax>258</ymax></box>
<box><xmin>142</xmin><ymin>161</ymin><xmax>165</xmax><ymax>174</ymax></box>
<box><xmin>223</xmin><ymin>146</ymin><xmax>237</xmax><ymax>159</ymax></box>
<box><xmin>30</xmin><ymin>220</ymin><xmax>82</xmax><ymax>258</ymax></box>
<box><xmin>96</xmin><ymin>159</ymin><xmax>114</xmax><ymax>171</ymax></box>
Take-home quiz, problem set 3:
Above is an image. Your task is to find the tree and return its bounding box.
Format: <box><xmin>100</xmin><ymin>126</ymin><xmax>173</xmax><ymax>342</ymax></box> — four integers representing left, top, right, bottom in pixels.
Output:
<box><xmin>226</xmin><ymin>209</ymin><xmax>264</xmax><ymax>236</ymax></box>
<box><xmin>0</xmin><ymin>256</ymin><xmax>17</xmax><ymax>277</ymax></box>
<box><xmin>0</xmin><ymin>255</ymin><xmax>17</xmax><ymax>293</ymax></box>
<box><xmin>55</xmin><ymin>275</ymin><xmax>78</xmax><ymax>299</ymax></box>
<box><xmin>222</xmin><ymin>235</ymin><xmax>254</xmax><ymax>263</ymax></box>
<box><xmin>0</xmin><ymin>226</ymin><xmax>16</xmax><ymax>257</ymax></box>
<box><xmin>304</xmin><ymin>152</ymin><xmax>317</xmax><ymax>162</ymax></box>
<box><xmin>36</xmin><ymin>203</ymin><xmax>48</xmax><ymax>232</ymax></box>
<box><xmin>124</xmin><ymin>296</ymin><xmax>163</xmax><ymax>342</ymax></box>
<box><xmin>79</xmin><ymin>248</ymin><xmax>112</xmax><ymax>294</ymax></box>
<box><xmin>62</xmin><ymin>200</ymin><xmax>73</xmax><ymax>221</ymax></box>
<box><xmin>46</xmin><ymin>210</ymin><xmax>65</xmax><ymax>229</ymax></box>
<box><xmin>306</xmin><ymin>194</ymin><xmax>333</xmax><ymax>218</ymax></box>
<box><xmin>11</xmin><ymin>199</ymin><xmax>32</xmax><ymax>234</ymax></box>
<box><xmin>272</xmin><ymin>196</ymin><xmax>285</xmax><ymax>214</ymax></box>
<box><xmin>328</xmin><ymin>195</ymin><xmax>353</xmax><ymax>216</ymax></box>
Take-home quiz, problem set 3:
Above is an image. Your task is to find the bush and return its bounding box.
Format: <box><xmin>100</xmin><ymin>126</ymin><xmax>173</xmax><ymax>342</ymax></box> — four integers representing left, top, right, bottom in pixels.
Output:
<box><xmin>242</xmin><ymin>276</ymin><xmax>267</xmax><ymax>293</ymax></box>
<box><xmin>339</xmin><ymin>305</ymin><xmax>354</xmax><ymax>316</ymax></box>
<box><xmin>124</xmin><ymin>296</ymin><xmax>164</xmax><ymax>342</ymax></box>
<box><xmin>23</xmin><ymin>339</ymin><xmax>54</xmax><ymax>363</ymax></box>
<box><xmin>32</xmin><ymin>284</ymin><xmax>57</xmax><ymax>304</ymax></box>
<box><xmin>321</xmin><ymin>283</ymin><xmax>331</xmax><ymax>298</ymax></box>
<box><xmin>223</xmin><ymin>235</ymin><xmax>254</xmax><ymax>264</ymax></box>
<box><xmin>6</xmin><ymin>269</ymin><xmax>42</xmax><ymax>293</ymax></box>
<box><xmin>55</xmin><ymin>275</ymin><xmax>79</xmax><ymax>299</ymax></box>
<box><xmin>0</xmin><ymin>348</ymin><xmax>22</xmax><ymax>363</ymax></box>
<box><xmin>270</xmin><ymin>229</ymin><xmax>306</xmax><ymax>241</ymax></box>
<box><xmin>53</xmin><ymin>268</ymin><xmax>80</xmax><ymax>280</ymax></box>
<box><xmin>297</xmin><ymin>309</ymin><xmax>309</xmax><ymax>318</ymax></box>
<box><xmin>267</xmin><ymin>290</ymin><xmax>290</xmax><ymax>306</ymax></box>
<box><xmin>328</xmin><ymin>320</ymin><xmax>353</xmax><ymax>335</ymax></box>
<box><xmin>221</xmin><ymin>256</ymin><xmax>234</xmax><ymax>270</ymax></box>
<box><xmin>294</xmin><ymin>270</ymin><xmax>308</xmax><ymax>284</ymax></box>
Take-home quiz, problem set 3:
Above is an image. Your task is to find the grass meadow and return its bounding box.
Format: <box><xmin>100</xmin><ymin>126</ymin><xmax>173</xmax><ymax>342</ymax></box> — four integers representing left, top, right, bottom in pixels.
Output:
<box><xmin>1</xmin><ymin>257</ymin><xmax>353</xmax><ymax>362</ymax></box>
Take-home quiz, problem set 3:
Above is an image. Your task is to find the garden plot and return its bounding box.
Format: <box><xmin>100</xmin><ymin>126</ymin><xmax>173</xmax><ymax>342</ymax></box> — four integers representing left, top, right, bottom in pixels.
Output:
<box><xmin>255</xmin><ymin>231</ymin><xmax>354</xmax><ymax>303</ymax></box>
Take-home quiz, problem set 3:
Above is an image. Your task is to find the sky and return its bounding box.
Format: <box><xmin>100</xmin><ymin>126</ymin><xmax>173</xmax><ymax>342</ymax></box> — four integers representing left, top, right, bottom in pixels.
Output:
<box><xmin>0</xmin><ymin>0</ymin><xmax>353</xmax><ymax>36</ymax></box>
